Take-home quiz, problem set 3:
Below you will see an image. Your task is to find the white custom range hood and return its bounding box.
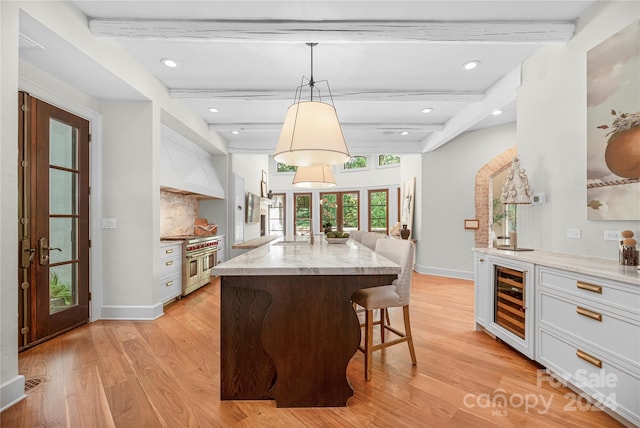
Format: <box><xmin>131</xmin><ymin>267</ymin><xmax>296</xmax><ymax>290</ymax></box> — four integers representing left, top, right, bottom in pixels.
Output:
<box><xmin>160</xmin><ymin>125</ymin><xmax>225</xmax><ymax>199</ymax></box>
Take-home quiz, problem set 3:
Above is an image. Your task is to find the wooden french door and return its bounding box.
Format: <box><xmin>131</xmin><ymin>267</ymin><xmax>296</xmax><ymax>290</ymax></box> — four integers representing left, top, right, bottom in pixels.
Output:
<box><xmin>18</xmin><ymin>92</ymin><xmax>90</xmax><ymax>350</ymax></box>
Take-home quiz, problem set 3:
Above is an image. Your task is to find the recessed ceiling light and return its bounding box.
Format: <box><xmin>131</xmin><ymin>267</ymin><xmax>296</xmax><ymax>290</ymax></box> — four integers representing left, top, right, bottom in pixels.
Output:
<box><xmin>421</xmin><ymin>108</ymin><xmax>433</xmax><ymax>114</ymax></box>
<box><xmin>208</xmin><ymin>107</ymin><xmax>219</xmax><ymax>113</ymax></box>
<box><xmin>492</xmin><ymin>110</ymin><xmax>503</xmax><ymax>116</ymax></box>
<box><xmin>161</xmin><ymin>58</ymin><xmax>178</xmax><ymax>68</ymax></box>
<box><xmin>463</xmin><ymin>60</ymin><xmax>480</xmax><ymax>70</ymax></box>
<box><xmin>231</xmin><ymin>130</ymin><xmax>239</xmax><ymax>135</ymax></box>
<box><xmin>400</xmin><ymin>131</ymin><xmax>409</xmax><ymax>136</ymax></box>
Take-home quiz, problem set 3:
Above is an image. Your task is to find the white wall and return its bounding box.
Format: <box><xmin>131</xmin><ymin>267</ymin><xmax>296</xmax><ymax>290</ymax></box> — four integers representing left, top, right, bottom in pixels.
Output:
<box><xmin>517</xmin><ymin>0</ymin><xmax>640</xmax><ymax>258</ymax></box>
<box><xmin>0</xmin><ymin>0</ymin><xmax>26</xmax><ymax>411</ymax></box>
<box><xmin>101</xmin><ymin>101</ymin><xmax>159</xmax><ymax>315</ymax></box>
<box><xmin>419</xmin><ymin>123</ymin><xmax>517</xmax><ymax>279</ymax></box>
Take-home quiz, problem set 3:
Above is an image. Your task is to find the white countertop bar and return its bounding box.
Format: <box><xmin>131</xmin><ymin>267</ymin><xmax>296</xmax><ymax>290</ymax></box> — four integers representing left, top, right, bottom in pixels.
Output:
<box><xmin>214</xmin><ymin>235</ymin><xmax>401</xmax><ymax>276</ymax></box>
<box><xmin>474</xmin><ymin>248</ymin><xmax>640</xmax><ymax>285</ymax></box>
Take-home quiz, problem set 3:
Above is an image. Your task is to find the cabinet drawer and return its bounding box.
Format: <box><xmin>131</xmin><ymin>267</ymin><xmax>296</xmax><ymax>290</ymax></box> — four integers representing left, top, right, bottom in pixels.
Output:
<box><xmin>159</xmin><ymin>255</ymin><xmax>181</xmax><ymax>276</ymax></box>
<box><xmin>159</xmin><ymin>272</ymin><xmax>181</xmax><ymax>302</ymax></box>
<box><xmin>538</xmin><ymin>330</ymin><xmax>640</xmax><ymax>425</ymax></box>
<box><xmin>539</xmin><ymin>292</ymin><xmax>640</xmax><ymax>366</ymax></box>
<box><xmin>538</xmin><ymin>267</ymin><xmax>640</xmax><ymax>314</ymax></box>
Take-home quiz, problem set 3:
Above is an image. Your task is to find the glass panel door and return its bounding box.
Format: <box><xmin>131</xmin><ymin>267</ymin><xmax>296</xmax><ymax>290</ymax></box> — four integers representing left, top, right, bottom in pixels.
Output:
<box><xmin>18</xmin><ymin>93</ymin><xmax>90</xmax><ymax>349</ymax></box>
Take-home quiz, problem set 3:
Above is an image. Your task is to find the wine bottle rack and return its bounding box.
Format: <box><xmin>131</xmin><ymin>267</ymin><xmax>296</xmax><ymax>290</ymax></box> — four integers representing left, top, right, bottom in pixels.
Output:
<box><xmin>494</xmin><ymin>266</ymin><xmax>525</xmax><ymax>339</ymax></box>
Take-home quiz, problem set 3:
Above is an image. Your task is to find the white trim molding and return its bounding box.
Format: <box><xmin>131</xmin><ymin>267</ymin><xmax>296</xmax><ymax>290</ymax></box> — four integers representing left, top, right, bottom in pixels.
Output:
<box><xmin>100</xmin><ymin>303</ymin><xmax>164</xmax><ymax>321</ymax></box>
<box><xmin>0</xmin><ymin>375</ymin><xmax>26</xmax><ymax>412</ymax></box>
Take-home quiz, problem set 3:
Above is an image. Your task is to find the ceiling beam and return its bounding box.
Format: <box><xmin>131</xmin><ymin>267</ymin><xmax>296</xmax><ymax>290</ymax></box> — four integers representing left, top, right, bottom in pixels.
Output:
<box><xmin>89</xmin><ymin>19</ymin><xmax>575</xmax><ymax>43</ymax></box>
<box><xmin>170</xmin><ymin>89</ymin><xmax>484</xmax><ymax>103</ymax></box>
<box><xmin>421</xmin><ymin>65</ymin><xmax>521</xmax><ymax>153</ymax></box>
<box><xmin>209</xmin><ymin>122</ymin><xmax>445</xmax><ymax>133</ymax></box>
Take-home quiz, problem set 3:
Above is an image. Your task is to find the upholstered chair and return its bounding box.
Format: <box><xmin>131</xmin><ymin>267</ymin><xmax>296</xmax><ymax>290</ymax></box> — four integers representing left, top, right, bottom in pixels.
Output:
<box><xmin>349</xmin><ymin>230</ymin><xmax>364</xmax><ymax>243</ymax></box>
<box><xmin>351</xmin><ymin>239</ymin><xmax>417</xmax><ymax>380</ymax></box>
<box><xmin>361</xmin><ymin>231</ymin><xmax>386</xmax><ymax>250</ymax></box>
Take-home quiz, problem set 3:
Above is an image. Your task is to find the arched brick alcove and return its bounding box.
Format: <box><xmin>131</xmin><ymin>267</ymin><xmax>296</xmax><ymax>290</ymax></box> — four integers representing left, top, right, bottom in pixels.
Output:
<box><xmin>474</xmin><ymin>146</ymin><xmax>517</xmax><ymax>248</ymax></box>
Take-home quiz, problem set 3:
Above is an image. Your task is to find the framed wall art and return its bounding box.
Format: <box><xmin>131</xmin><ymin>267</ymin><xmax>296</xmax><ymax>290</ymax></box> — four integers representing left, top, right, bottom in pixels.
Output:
<box><xmin>587</xmin><ymin>20</ymin><xmax>640</xmax><ymax>220</ymax></box>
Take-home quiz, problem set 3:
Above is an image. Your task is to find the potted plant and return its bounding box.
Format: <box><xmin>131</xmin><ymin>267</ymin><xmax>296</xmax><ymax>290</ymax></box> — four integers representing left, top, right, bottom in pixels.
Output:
<box><xmin>597</xmin><ymin>110</ymin><xmax>640</xmax><ymax>179</ymax></box>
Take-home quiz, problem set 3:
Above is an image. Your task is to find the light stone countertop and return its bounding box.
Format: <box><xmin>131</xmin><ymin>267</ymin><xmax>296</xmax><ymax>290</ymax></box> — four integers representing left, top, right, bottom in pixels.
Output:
<box><xmin>214</xmin><ymin>235</ymin><xmax>401</xmax><ymax>276</ymax></box>
<box><xmin>473</xmin><ymin>248</ymin><xmax>640</xmax><ymax>286</ymax></box>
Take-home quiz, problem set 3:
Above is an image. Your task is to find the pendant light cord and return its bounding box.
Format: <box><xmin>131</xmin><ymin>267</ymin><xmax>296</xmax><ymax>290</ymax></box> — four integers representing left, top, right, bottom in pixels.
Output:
<box><xmin>306</xmin><ymin>42</ymin><xmax>318</xmax><ymax>101</ymax></box>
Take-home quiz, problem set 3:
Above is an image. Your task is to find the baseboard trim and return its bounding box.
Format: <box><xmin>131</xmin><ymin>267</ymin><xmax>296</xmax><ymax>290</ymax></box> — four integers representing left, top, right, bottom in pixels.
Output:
<box><xmin>414</xmin><ymin>265</ymin><xmax>473</xmax><ymax>281</ymax></box>
<box><xmin>1</xmin><ymin>375</ymin><xmax>26</xmax><ymax>412</ymax></box>
<box><xmin>100</xmin><ymin>303</ymin><xmax>164</xmax><ymax>320</ymax></box>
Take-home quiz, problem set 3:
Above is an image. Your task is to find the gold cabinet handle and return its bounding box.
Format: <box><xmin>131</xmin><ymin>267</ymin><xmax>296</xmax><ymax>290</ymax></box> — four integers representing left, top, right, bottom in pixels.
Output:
<box><xmin>165</xmin><ymin>248</ymin><xmax>174</xmax><ymax>254</ymax></box>
<box><xmin>576</xmin><ymin>349</ymin><xmax>602</xmax><ymax>368</ymax></box>
<box><xmin>576</xmin><ymin>306</ymin><xmax>602</xmax><ymax>322</ymax></box>
<box><xmin>165</xmin><ymin>280</ymin><xmax>174</xmax><ymax>287</ymax></box>
<box><xmin>165</xmin><ymin>260</ymin><xmax>173</xmax><ymax>266</ymax></box>
<box><xmin>576</xmin><ymin>281</ymin><xmax>602</xmax><ymax>294</ymax></box>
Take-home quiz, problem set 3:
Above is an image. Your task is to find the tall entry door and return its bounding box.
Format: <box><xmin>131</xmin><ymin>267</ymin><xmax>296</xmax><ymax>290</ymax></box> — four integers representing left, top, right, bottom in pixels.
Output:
<box><xmin>18</xmin><ymin>92</ymin><xmax>90</xmax><ymax>350</ymax></box>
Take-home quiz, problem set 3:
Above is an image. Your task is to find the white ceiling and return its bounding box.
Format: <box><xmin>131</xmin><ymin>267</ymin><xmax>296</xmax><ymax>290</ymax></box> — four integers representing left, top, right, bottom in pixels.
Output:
<box><xmin>18</xmin><ymin>1</ymin><xmax>596</xmax><ymax>155</ymax></box>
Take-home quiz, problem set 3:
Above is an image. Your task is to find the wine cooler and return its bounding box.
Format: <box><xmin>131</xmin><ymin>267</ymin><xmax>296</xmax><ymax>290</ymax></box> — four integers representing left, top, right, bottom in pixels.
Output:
<box><xmin>494</xmin><ymin>266</ymin><xmax>525</xmax><ymax>339</ymax></box>
<box><xmin>474</xmin><ymin>254</ymin><xmax>533</xmax><ymax>358</ymax></box>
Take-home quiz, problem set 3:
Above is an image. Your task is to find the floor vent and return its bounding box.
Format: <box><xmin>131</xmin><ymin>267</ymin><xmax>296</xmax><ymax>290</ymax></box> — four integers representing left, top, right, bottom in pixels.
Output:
<box><xmin>24</xmin><ymin>375</ymin><xmax>49</xmax><ymax>393</ymax></box>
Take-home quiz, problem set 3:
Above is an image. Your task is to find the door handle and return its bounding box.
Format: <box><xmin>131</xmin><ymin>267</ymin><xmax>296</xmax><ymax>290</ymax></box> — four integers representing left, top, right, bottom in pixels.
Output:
<box><xmin>38</xmin><ymin>237</ymin><xmax>61</xmax><ymax>265</ymax></box>
<box><xmin>21</xmin><ymin>238</ymin><xmax>36</xmax><ymax>268</ymax></box>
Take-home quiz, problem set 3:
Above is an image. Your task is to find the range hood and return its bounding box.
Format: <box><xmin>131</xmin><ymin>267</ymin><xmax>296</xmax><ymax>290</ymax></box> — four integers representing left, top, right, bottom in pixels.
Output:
<box><xmin>160</xmin><ymin>125</ymin><xmax>225</xmax><ymax>199</ymax></box>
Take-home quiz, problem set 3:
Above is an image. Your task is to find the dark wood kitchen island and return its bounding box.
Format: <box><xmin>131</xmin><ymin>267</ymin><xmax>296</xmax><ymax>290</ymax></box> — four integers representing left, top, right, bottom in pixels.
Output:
<box><xmin>212</xmin><ymin>236</ymin><xmax>400</xmax><ymax>407</ymax></box>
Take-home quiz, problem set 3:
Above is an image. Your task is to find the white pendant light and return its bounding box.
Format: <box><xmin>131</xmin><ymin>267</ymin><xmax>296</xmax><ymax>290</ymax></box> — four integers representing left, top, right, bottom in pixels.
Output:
<box><xmin>274</xmin><ymin>43</ymin><xmax>350</xmax><ymax>167</ymax></box>
<box><xmin>292</xmin><ymin>165</ymin><xmax>337</xmax><ymax>189</ymax></box>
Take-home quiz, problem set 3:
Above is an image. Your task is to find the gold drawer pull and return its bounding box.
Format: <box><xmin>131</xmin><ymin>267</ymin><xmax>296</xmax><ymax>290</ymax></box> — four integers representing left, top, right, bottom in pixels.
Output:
<box><xmin>576</xmin><ymin>281</ymin><xmax>602</xmax><ymax>294</ymax></box>
<box><xmin>576</xmin><ymin>306</ymin><xmax>602</xmax><ymax>322</ymax></box>
<box><xmin>165</xmin><ymin>248</ymin><xmax>174</xmax><ymax>254</ymax></box>
<box><xmin>165</xmin><ymin>260</ymin><xmax>173</xmax><ymax>266</ymax></box>
<box><xmin>576</xmin><ymin>349</ymin><xmax>602</xmax><ymax>368</ymax></box>
<box><xmin>165</xmin><ymin>280</ymin><xmax>174</xmax><ymax>287</ymax></box>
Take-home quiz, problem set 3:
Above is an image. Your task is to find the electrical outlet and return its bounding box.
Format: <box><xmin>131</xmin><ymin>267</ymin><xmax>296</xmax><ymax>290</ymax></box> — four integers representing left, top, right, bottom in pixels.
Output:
<box><xmin>566</xmin><ymin>228</ymin><xmax>581</xmax><ymax>239</ymax></box>
<box><xmin>604</xmin><ymin>230</ymin><xmax>621</xmax><ymax>241</ymax></box>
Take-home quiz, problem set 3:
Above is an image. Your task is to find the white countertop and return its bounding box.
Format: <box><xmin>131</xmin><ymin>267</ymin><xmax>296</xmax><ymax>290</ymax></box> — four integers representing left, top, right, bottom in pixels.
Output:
<box><xmin>213</xmin><ymin>235</ymin><xmax>401</xmax><ymax>276</ymax></box>
<box><xmin>474</xmin><ymin>248</ymin><xmax>640</xmax><ymax>285</ymax></box>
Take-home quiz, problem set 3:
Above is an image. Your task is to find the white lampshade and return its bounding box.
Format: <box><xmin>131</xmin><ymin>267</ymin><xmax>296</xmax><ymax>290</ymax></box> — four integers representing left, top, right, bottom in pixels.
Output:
<box><xmin>274</xmin><ymin>101</ymin><xmax>350</xmax><ymax>167</ymax></box>
<box><xmin>292</xmin><ymin>165</ymin><xmax>337</xmax><ymax>189</ymax></box>
<box><xmin>501</xmin><ymin>157</ymin><xmax>533</xmax><ymax>204</ymax></box>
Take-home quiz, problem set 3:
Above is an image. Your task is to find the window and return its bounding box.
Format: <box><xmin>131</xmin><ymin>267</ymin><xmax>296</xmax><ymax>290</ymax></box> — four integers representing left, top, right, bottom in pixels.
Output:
<box><xmin>320</xmin><ymin>191</ymin><xmax>359</xmax><ymax>231</ymax></box>
<box><xmin>343</xmin><ymin>156</ymin><xmax>368</xmax><ymax>171</ymax></box>
<box><xmin>268</xmin><ymin>193</ymin><xmax>286</xmax><ymax>236</ymax></box>
<box><xmin>276</xmin><ymin>162</ymin><xmax>297</xmax><ymax>173</ymax></box>
<box><xmin>368</xmin><ymin>189</ymin><xmax>389</xmax><ymax>234</ymax></box>
<box><xmin>377</xmin><ymin>154</ymin><xmax>400</xmax><ymax>167</ymax></box>
<box><xmin>293</xmin><ymin>193</ymin><xmax>312</xmax><ymax>236</ymax></box>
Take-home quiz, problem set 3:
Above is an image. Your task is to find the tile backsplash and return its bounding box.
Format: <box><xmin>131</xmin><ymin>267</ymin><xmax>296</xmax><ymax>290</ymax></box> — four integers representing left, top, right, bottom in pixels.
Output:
<box><xmin>160</xmin><ymin>191</ymin><xmax>200</xmax><ymax>236</ymax></box>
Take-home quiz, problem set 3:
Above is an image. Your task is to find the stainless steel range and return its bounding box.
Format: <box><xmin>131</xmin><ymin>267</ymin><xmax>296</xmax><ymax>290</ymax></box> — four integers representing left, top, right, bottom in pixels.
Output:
<box><xmin>183</xmin><ymin>236</ymin><xmax>219</xmax><ymax>296</ymax></box>
<box><xmin>163</xmin><ymin>235</ymin><xmax>219</xmax><ymax>296</ymax></box>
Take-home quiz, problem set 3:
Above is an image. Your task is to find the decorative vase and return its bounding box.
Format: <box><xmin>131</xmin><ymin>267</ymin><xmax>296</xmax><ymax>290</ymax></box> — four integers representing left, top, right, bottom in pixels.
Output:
<box><xmin>400</xmin><ymin>224</ymin><xmax>410</xmax><ymax>240</ymax></box>
<box><xmin>605</xmin><ymin>126</ymin><xmax>640</xmax><ymax>179</ymax></box>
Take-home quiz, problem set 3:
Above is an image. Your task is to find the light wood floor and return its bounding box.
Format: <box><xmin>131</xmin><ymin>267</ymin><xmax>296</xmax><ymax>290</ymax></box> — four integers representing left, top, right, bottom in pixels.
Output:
<box><xmin>1</xmin><ymin>274</ymin><xmax>624</xmax><ymax>427</ymax></box>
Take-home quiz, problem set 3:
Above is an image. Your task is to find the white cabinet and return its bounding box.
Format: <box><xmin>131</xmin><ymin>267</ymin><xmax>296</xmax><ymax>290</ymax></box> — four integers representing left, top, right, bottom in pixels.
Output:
<box><xmin>473</xmin><ymin>248</ymin><xmax>640</xmax><ymax>427</ymax></box>
<box><xmin>159</xmin><ymin>241</ymin><xmax>182</xmax><ymax>303</ymax></box>
<box><xmin>473</xmin><ymin>253</ymin><xmax>491</xmax><ymax>330</ymax></box>
<box><xmin>536</xmin><ymin>267</ymin><xmax>640</xmax><ymax>426</ymax></box>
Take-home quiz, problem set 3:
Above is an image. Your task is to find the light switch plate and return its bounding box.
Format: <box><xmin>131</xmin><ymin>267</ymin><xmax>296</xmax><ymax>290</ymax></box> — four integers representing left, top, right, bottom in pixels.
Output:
<box><xmin>566</xmin><ymin>228</ymin><xmax>581</xmax><ymax>239</ymax></box>
<box><xmin>604</xmin><ymin>230</ymin><xmax>621</xmax><ymax>241</ymax></box>
<box><xmin>102</xmin><ymin>218</ymin><xmax>117</xmax><ymax>229</ymax></box>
